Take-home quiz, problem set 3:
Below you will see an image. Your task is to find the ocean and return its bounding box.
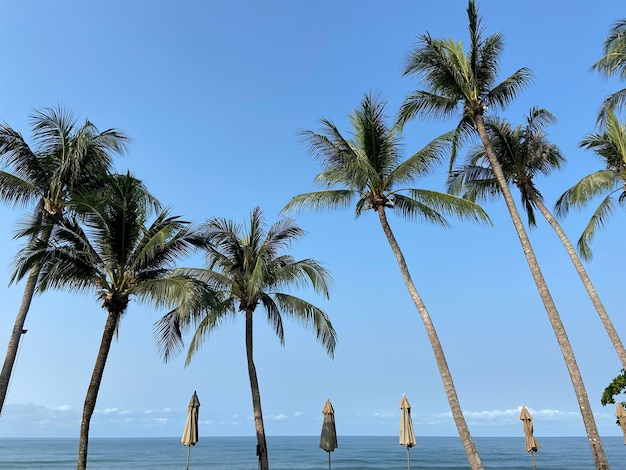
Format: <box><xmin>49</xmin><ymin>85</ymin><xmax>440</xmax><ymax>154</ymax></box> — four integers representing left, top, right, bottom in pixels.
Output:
<box><xmin>0</xmin><ymin>436</ymin><xmax>623</xmax><ymax>469</ymax></box>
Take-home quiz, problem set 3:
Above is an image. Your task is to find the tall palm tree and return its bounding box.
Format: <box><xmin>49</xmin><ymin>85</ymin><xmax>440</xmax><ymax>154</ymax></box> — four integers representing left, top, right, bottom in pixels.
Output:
<box><xmin>283</xmin><ymin>92</ymin><xmax>490</xmax><ymax>470</ymax></box>
<box><xmin>398</xmin><ymin>2</ymin><xmax>609</xmax><ymax>468</ymax></box>
<box><xmin>592</xmin><ymin>19</ymin><xmax>626</xmax><ymax>122</ymax></box>
<box><xmin>155</xmin><ymin>207</ymin><xmax>336</xmax><ymax>470</ymax></box>
<box><xmin>12</xmin><ymin>173</ymin><xmax>209</xmax><ymax>470</ymax></box>
<box><xmin>449</xmin><ymin>106</ymin><xmax>626</xmax><ymax>370</ymax></box>
<box><xmin>0</xmin><ymin>106</ymin><xmax>128</xmax><ymax>415</ymax></box>
<box><xmin>555</xmin><ymin>109</ymin><xmax>626</xmax><ymax>261</ymax></box>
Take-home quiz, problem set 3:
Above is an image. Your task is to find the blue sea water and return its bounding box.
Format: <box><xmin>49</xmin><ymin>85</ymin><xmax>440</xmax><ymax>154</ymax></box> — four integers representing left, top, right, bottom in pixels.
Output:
<box><xmin>0</xmin><ymin>436</ymin><xmax>623</xmax><ymax>469</ymax></box>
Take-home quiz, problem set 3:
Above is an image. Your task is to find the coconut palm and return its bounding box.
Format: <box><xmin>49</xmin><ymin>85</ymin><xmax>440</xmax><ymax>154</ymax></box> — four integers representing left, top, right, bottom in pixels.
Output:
<box><xmin>12</xmin><ymin>173</ymin><xmax>209</xmax><ymax>470</ymax></box>
<box><xmin>555</xmin><ymin>109</ymin><xmax>626</xmax><ymax>261</ymax></box>
<box><xmin>283</xmin><ymin>92</ymin><xmax>490</xmax><ymax>470</ymax></box>
<box><xmin>592</xmin><ymin>19</ymin><xmax>626</xmax><ymax>122</ymax></box>
<box><xmin>155</xmin><ymin>206</ymin><xmax>336</xmax><ymax>470</ymax></box>
<box><xmin>449</xmin><ymin>106</ymin><xmax>626</xmax><ymax>370</ymax></box>
<box><xmin>399</xmin><ymin>2</ymin><xmax>609</xmax><ymax>468</ymax></box>
<box><xmin>0</xmin><ymin>106</ymin><xmax>128</xmax><ymax>416</ymax></box>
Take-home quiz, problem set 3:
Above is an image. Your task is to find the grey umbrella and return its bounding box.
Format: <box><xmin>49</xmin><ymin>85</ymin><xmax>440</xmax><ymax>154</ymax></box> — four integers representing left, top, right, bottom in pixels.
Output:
<box><xmin>520</xmin><ymin>405</ymin><xmax>539</xmax><ymax>470</ymax></box>
<box><xmin>182</xmin><ymin>391</ymin><xmax>200</xmax><ymax>470</ymax></box>
<box><xmin>399</xmin><ymin>394</ymin><xmax>417</xmax><ymax>470</ymax></box>
<box><xmin>320</xmin><ymin>399</ymin><xmax>338</xmax><ymax>470</ymax></box>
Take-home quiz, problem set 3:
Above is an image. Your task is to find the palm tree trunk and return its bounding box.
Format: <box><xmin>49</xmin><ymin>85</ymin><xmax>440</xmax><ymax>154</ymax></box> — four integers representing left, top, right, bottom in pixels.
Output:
<box><xmin>245</xmin><ymin>310</ymin><xmax>269</xmax><ymax>470</ymax></box>
<box><xmin>0</xmin><ymin>221</ymin><xmax>51</xmax><ymax>416</ymax></box>
<box><xmin>77</xmin><ymin>310</ymin><xmax>120</xmax><ymax>470</ymax></box>
<box><xmin>474</xmin><ymin>114</ymin><xmax>609</xmax><ymax>469</ymax></box>
<box><xmin>376</xmin><ymin>206</ymin><xmax>484</xmax><ymax>470</ymax></box>
<box><xmin>532</xmin><ymin>196</ymin><xmax>626</xmax><ymax>369</ymax></box>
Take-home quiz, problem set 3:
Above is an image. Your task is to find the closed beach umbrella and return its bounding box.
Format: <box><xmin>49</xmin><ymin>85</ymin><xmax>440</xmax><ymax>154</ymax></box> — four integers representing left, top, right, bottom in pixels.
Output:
<box><xmin>520</xmin><ymin>405</ymin><xmax>539</xmax><ymax>470</ymax></box>
<box><xmin>320</xmin><ymin>399</ymin><xmax>338</xmax><ymax>470</ymax></box>
<box><xmin>616</xmin><ymin>402</ymin><xmax>626</xmax><ymax>445</ymax></box>
<box><xmin>182</xmin><ymin>391</ymin><xmax>200</xmax><ymax>470</ymax></box>
<box><xmin>399</xmin><ymin>394</ymin><xmax>417</xmax><ymax>470</ymax></box>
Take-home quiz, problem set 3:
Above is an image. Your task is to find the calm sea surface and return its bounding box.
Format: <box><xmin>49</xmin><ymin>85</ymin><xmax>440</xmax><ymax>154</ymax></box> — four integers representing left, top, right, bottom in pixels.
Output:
<box><xmin>0</xmin><ymin>436</ymin><xmax>623</xmax><ymax>469</ymax></box>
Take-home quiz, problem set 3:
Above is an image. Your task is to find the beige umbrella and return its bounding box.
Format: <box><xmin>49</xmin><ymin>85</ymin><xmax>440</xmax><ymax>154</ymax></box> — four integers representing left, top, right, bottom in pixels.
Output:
<box><xmin>520</xmin><ymin>405</ymin><xmax>539</xmax><ymax>470</ymax></box>
<box><xmin>182</xmin><ymin>391</ymin><xmax>200</xmax><ymax>470</ymax></box>
<box><xmin>616</xmin><ymin>402</ymin><xmax>626</xmax><ymax>445</ymax></box>
<box><xmin>320</xmin><ymin>399</ymin><xmax>338</xmax><ymax>470</ymax></box>
<box><xmin>399</xmin><ymin>394</ymin><xmax>417</xmax><ymax>470</ymax></box>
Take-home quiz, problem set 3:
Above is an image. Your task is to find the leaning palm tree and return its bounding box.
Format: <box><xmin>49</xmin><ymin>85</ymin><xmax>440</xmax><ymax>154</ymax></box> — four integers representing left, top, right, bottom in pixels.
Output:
<box><xmin>283</xmin><ymin>92</ymin><xmax>490</xmax><ymax>470</ymax></box>
<box><xmin>12</xmin><ymin>173</ymin><xmax>209</xmax><ymax>470</ymax></box>
<box><xmin>155</xmin><ymin>206</ymin><xmax>336</xmax><ymax>470</ymax></box>
<box><xmin>449</xmin><ymin>106</ymin><xmax>626</xmax><ymax>370</ymax></box>
<box><xmin>398</xmin><ymin>2</ymin><xmax>609</xmax><ymax>468</ymax></box>
<box><xmin>0</xmin><ymin>106</ymin><xmax>128</xmax><ymax>415</ymax></box>
<box><xmin>592</xmin><ymin>19</ymin><xmax>626</xmax><ymax>122</ymax></box>
<box><xmin>556</xmin><ymin>108</ymin><xmax>626</xmax><ymax>261</ymax></box>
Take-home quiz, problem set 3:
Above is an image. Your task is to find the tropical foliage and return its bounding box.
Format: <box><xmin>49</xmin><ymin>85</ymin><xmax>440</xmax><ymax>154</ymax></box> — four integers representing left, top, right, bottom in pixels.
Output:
<box><xmin>556</xmin><ymin>109</ymin><xmax>626</xmax><ymax>261</ymax></box>
<box><xmin>284</xmin><ymin>91</ymin><xmax>489</xmax><ymax>470</ymax></box>
<box><xmin>399</xmin><ymin>2</ymin><xmax>609</xmax><ymax>468</ymax></box>
<box><xmin>154</xmin><ymin>207</ymin><xmax>336</xmax><ymax>470</ymax></box>
<box><xmin>449</xmin><ymin>107</ymin><xmax>626</xmax><ymax>370</ymax></box>
<box><xmin>12</xmin><ymin>173</ymin><xmax>209</xmax><ymax>470</ymax></box>
<box><xmin>0</xmin><ymin>106</ymin><xmax>128</xmax><ymax>416</ymax></box>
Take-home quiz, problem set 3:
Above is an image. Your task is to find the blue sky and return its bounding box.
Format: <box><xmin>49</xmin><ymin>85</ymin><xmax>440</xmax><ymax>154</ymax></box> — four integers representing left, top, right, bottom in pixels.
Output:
<box><xmin>1</xmin><ymin>0</ymin><xmax>625</xmax><ymax>442</ymax></box>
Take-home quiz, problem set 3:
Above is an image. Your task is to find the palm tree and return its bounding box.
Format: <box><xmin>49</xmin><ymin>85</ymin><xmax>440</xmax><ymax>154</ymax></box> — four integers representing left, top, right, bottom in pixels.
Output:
<box><xmin>155</xmin><ymin>206</ymin><xmax>336</xmax><ymax>470</ymax></box>
<box><xmin>283</xmin><ymin>92</ymin><xmax>490</xmax><ymax>470</ymax></box>
<box><xmin>591</xmin><ymin>19</ymin><xmax>626</xmax><ymax>122</ymax></box>
<box><xmin>555</xmin><ymin>109</ymin><xmax>626</xmax><ymax>261</ymax></box>
<box><xmin>12</xmin><ymin>173</ymin><xmax>209</xmax><ymax>470</ymax></box>
<box><xmin>0</xmin><ymin>106</ymin><xmax>128</xmax><ymax>415</ymax></box>
<box><xmin>398</xmin><ymin>2</ymin><xmax>609</xmax><ymax>468</ymax></box>
<box><xmin>449</xmin><ymin>106</ymin><xmax>626</xmax><ymax>370</ymax></box>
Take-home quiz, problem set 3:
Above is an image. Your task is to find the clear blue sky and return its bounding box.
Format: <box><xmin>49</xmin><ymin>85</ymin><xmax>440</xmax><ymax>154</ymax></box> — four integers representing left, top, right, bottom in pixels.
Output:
<box><xmin>1</xmin><ymin>0</ymin><xmax>625</xmax><ymax>440</ymax></box>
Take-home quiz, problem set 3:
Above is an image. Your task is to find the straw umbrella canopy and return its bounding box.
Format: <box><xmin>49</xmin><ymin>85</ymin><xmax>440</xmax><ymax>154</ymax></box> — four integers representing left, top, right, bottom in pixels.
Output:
<box><xmin>520</xmin><ymin>405</ymin><xmax>539</xmax><ymax>469</ymax></box>
<box><xmin>399</xmin><ymin>394</ymin><xmax>417</xmax><ymax>470</ymax></box>
<box><xmin>182</xmin><ymin>391</ymin><xmax>200</xmax><ymax>470</ymax></box>
<box><xmin>616</xmin><ymin>402</ymin><xmax>626</xmax><ymax>445</ymax></box>
<box><xmin>320</xmin><ymin>399</ymin><xmax>338</xmax><ymax>470</ymax></box>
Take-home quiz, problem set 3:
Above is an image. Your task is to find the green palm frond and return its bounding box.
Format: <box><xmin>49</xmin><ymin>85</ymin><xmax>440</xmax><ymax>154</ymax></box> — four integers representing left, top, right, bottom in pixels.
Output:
<box><xmin>404</xmin><ymin>189</ymin><xmax>491</xmax><ymax>225</ymax></box>
<box><xmin>592</xmin><ymin>19</ymin><xmax>626</xmax><ymax>79</ymax></box>
<box><xmin>555</xmin><ymin>171</ymin><xmax>620</xmax><ymax>216</ymax></box>
<box><xmin>578</xmin><ymin>194</ymin><xmax>616</xmax><ymax>261</ymax></box>
<box><xmin>282</xmin><ymin>190</ymin><xmax>357</xmax><ymax>214</ymax></box>
<box><xmin>272</xmin><ymin>293</ymin><xmax>337</xmax><ymax>358</ymax></box>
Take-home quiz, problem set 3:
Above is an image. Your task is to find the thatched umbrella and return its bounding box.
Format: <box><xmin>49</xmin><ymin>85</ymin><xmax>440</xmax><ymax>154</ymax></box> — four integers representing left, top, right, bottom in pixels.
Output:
<box><xmin>320</xmin><ymin>399</ymin><xmax>338</xmax><ymax>470</ymax></box>
<box><xmin>520</xmin><ymin>405</ymin><xmax>539</xmax><ymax>470</ymax></box>
<box><xmin>399</xmin><ymin>394</ymin><xmax>417</xmax><ymax>469</ymax></box>
<box><xmin>182</xmin><ymin>391</ymin><xmax>200</xmax><ymax>470</ymax></box>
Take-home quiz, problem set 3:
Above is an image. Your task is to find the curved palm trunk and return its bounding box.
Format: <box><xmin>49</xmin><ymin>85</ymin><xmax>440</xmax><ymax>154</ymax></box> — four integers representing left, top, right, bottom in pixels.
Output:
<box><xmin>376</xmin><ymin>206</ymin><xmax>484</xmax><ymax>470</ymax></box>
<box><xmin>532</xmin><ymin>196</ymin><xmax>626</xmax><ymax>368</ymax></box>
<box><xmin>77</xmin><ymin>310</ymin><xmax>120</xmax><ymax>470</ymax></box>
<box><xmin>474</xmin><ymin>114</ymin><xmax>609</xmax><ymax>469</ymax></box>
<box><xmin>245</xmin><ymin>310</ymin><xmax>269</xmax><ymax>470</ymax></box>
<box><xmin>0</xmin><ymin>221</ymin><xmax>51</xmax><ymax>416</ymax></box>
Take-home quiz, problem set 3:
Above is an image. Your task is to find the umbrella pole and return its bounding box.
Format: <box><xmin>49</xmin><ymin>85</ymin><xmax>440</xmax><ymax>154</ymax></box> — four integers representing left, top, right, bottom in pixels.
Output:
<box><xmin>185</xmin><ymin>445</ymin><xmax>190</xmax><ymax>470</ymax></box>
<box><xmin>531</xmin><ymin>450</ymin><xmax>536</xmax><ymax>470</ymax></box>
<box><xmin>406</xmin><ymin>447</ymin><xmax>411</xmax><ymax>470</ymax></box>
<box><xmin>328</xmin><ymin>450</ymin><xmax>331</xmax><ymax>470</ymax></box>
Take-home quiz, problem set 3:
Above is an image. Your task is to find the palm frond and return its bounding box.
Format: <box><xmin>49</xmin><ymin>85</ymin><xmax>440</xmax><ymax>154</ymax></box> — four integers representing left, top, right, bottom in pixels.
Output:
<box><xmin>272</xmin><ymin>293</ymin><xmax>336</xmax><ymax>358</ymax></box>
<box><xmin>577</xmin><ymin>194</ymin><xmax>616</xmax><ymax>261</ymax></box>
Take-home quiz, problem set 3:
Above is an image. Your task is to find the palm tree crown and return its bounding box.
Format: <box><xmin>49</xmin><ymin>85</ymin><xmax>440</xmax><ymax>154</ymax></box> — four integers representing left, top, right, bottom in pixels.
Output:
<box><xmin>285</xmin><ymin>92</ymin><xmax>489</xmax><ymax>226</ymax></box>
<box><xmin>155</xmin><ymin>206</ymin><xmax>335</xmax><ymax>470</ymax></box>
<box><xmin>448</xmin><ymin>107</ymin><xmax>564</xmax><ymax>227</ymax></box>
<box><xmin>555</xmin><ymin>108</ymin><xmax>626</xmax><ymax>261</ymax></box>
<box><xmin>592</xmin><ymin>18</ymin><xmax>626</xmax><ymax>121</ymax></box>
<box><xmin>0</xmin><ymin>105</ymin><xmax>129</xmax><ymax>416</ymax></box>
<box><xmin>13</xmin><ymin>172</ymin><xmax>209</xmax><ymax>470</ymax></box>
<box><xmin>284</xmin><ymin>91</ymin><xmax>489</xmax><ymax>470</ymax></box>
